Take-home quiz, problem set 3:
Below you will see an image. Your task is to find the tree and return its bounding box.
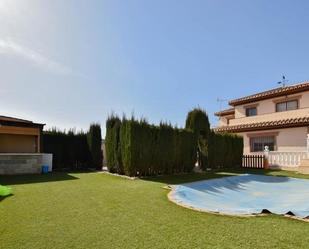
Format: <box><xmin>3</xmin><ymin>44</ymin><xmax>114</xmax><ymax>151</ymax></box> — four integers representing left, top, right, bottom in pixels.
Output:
<box><xmin>185</xmin><ymin>108</ymin><xmax>211</xmax><ymax>170</ymax></box>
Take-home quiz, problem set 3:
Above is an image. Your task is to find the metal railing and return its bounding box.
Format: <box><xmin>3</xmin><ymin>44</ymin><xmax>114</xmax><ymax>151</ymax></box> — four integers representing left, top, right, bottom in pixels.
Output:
<box><xmin>242</xmin><ymin>155</ymin><xmax>265</xmax><ymax>168</ymax></box>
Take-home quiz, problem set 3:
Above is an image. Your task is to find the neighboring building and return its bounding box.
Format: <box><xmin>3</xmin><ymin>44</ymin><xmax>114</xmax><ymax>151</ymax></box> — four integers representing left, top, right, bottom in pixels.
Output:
<box><xmin>214</xmin><ymin>82</ymin><xmax>309</xmax><ymax>155</ymax></box>
<box><xmin>0</xmin><ymin>115</ymin><xmax>45</xmax><ymax>153</ymax></box>
<box><xmin>0</xmin><ymin>115</ymin><xmax>52</xmax><ymax>175</ymax></box>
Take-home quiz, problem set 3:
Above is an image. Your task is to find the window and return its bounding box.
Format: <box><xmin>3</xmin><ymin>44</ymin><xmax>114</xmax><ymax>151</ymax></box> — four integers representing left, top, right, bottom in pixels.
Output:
<box><xmin>276</xmin><ymin>100</ymin><xmax>298</xmax><ymax>112</ymax></box>
<box><xmin>245</xmin><ymin>107</ymin><xmax>257</xmax><ymax>117</ymax></box>
<box><xmin>250</xmin><ymin>136</ymin><xmax>275</xmax><ymax>152</ymax></box>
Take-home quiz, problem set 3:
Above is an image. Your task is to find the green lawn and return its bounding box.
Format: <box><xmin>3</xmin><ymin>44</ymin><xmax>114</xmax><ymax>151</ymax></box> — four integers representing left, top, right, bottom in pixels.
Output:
<box><xmin>1</xmin><ymin>169</ymin><xmax>309</xmax><ymax>249</ymax></box>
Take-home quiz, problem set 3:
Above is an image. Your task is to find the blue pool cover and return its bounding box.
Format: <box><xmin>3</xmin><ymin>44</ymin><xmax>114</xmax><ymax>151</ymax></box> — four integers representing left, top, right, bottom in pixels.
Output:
<box><xmin>169</xmin><ymin>174</ymin><xmax>309</xmax><ymax>218</ymax></box>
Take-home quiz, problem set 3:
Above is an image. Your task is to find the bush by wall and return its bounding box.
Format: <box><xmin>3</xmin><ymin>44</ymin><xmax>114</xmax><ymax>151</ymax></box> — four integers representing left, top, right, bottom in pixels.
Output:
<box><xmin>105</xmin><ymin>116</ymin><xmax>196</xmax><ymax>176</ymax></box>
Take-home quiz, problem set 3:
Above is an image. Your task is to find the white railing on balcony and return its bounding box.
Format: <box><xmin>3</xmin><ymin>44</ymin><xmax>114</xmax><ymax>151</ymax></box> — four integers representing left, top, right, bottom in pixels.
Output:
<box><xmin>267</xmin><ymin>151</ymin><xmax>308</xmax><ymax>168</ymax></box>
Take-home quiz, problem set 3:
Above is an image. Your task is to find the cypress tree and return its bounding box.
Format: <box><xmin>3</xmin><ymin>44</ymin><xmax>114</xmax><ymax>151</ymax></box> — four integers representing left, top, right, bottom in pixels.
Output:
<box><xmin>185</xmin><ymin>108</ymin><xmax>211</xmax><ymax>170</ymax></box>
<box><xmin>88</xmin><ymin>123</ymin><xmax>103</xmax><ymax>170</ymax></box>
<box><xmin>106</xmin><ymin>116</ymin><xmax>123</xmax><ymax>173</ymax></box>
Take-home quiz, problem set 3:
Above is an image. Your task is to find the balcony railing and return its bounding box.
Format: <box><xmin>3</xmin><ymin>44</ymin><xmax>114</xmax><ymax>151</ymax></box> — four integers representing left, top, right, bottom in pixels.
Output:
<box><xmin>267</xmin><ymin>151</ymin><xmax>308</xmax><ymax>168</ymax></box>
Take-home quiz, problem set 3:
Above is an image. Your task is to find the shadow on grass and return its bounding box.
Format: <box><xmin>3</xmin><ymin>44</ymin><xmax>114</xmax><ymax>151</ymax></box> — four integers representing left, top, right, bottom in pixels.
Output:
<box><xmin>142</xmin><ymin>168</ymin><xmax>290</xmax><ymax>185</ymax></box>
<box><xmin>0</xmin><ymin>172</ymin><xmax>79</xmax><ymax>186</ymax></box>
<box><xmin>0</xmin><ymin>193</ymin><xmax>13</xmax><ymax>202</ymax></box>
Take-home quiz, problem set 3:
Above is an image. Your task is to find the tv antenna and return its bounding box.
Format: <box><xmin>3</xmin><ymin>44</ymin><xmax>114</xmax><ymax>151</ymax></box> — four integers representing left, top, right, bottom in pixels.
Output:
<box><xmin>277</xmin><ymin>75</ymin><xmax>288</xmax><ymax>87</ymax></box>
<box><xmin>216</xmin><ymin>97</ymin><xmax>228</xmax><ymax>112</ymax></box>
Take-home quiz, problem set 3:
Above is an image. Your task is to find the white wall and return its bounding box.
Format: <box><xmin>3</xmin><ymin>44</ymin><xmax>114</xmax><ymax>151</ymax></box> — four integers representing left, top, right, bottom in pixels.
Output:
<box><xmin>234</xmin><ymin>91</ymin><xmax>309</xmax><ymax>119</ymax></box>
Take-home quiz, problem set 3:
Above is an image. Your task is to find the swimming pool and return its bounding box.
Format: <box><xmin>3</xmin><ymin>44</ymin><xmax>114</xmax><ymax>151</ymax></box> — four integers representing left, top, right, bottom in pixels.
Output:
<box><xmin>169</xmin><ymin>174</ymin><xmax>309</xmax><ymax>218</ymax></box>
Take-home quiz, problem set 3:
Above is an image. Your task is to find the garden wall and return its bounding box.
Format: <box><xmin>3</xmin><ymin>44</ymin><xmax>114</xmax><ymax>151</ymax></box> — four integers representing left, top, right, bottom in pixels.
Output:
<box><xmin>0</xmin><ymin>153</ymin><xmax>52</xmax><ymax>175</ymax></box>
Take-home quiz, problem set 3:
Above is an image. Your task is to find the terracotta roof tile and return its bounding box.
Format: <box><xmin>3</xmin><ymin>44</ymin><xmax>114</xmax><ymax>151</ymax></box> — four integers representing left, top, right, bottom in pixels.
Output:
<box><xmin>214</xmin><ymin>108</ymin><xmax>235</xmax><ymax>116</ymax></box>
<box><xmin>213</xmin><ymin>116</ymin><xmax>309</xmax><ymax>133</ymax></box>
<box><xmin>229</xmin><ymin>82</ymin><xmax>309</xmax><ymax>106</ymax></box>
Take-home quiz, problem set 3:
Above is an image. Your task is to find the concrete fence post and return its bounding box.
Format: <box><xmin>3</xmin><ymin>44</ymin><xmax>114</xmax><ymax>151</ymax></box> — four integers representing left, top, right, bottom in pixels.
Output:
<box><xmin>264</xmin><ymin>145</ymin><xmax>269</xmax><ymax>169</ymax></box>
<box><xmin>307</xmin><ymin>134</ymin><xmax>309</xmax><ymax>158</ymax></box>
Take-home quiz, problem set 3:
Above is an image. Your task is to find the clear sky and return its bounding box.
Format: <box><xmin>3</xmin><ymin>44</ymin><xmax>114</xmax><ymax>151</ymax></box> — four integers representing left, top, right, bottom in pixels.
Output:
<box><xmin>1</xmin><ymin>0</ymin><xmax>309</xmax><ymax>136</ymax></box>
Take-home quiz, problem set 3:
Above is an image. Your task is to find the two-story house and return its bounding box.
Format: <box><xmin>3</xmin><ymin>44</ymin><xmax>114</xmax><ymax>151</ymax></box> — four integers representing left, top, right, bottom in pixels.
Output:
<box><xmin>214</xmin><ymin>82</ymin><xmax>309</xmax><ymax>155</ymax></box>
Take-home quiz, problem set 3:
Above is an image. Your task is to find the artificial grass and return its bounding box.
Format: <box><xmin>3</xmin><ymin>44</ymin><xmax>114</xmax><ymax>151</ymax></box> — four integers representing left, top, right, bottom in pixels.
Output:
<box><xmin>1</xmin><ymin>169</ymin><xmax>309</xmax><ymax>249</ymax></box>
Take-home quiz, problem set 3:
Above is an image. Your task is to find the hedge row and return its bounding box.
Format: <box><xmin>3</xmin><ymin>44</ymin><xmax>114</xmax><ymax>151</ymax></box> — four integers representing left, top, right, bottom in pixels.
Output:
<box><xmin>208</xmin><ymin>132</ymin><xmax>243</xmax><ymax>169</ymax></box>
<box><xmin>106</xmin><ymin>116</ymin><xmax>197</xmax><ymax>176</ymax></box>
<box><xmin>106</xmin><ymin>109</ymin><xmax>243</xmax><ymax>176</ymax></box>
<box><xmin>43</xmin><ymin>124</ymin><xmax>103</xmax><ymax>170</ymax></box>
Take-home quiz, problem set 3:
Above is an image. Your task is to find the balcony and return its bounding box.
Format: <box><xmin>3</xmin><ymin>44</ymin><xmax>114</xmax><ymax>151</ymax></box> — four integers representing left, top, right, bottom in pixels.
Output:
<box><xmin>228</xmin><ymin>108</ymin><xmax>309</xmax><ymax>126</ymax></box>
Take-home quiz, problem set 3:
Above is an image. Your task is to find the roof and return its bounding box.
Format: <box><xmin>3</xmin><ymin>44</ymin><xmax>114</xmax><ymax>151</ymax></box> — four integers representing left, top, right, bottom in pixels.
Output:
<box><xmin>0</xmin><ymin>115</ymin><xmax>34</xmax><ymax>123</ymax></box>
<box><xmin>213</xmin><ymin>116</ymin><xmax>309</xmax><ymax>133</ymax></box>
<box><xmin>0</xmin><ymin>115</ymin><xmax>45</xmax><ymax>128</ymax></box>
<box><xmin>229</xmin><ymin>81</ymin><xmax>309</xmax><ymax>106</ymax></box>
<box><xmin>214</xmin><ymin>108</ymin><xmax>235</xmax><ymax>117</ymax></box>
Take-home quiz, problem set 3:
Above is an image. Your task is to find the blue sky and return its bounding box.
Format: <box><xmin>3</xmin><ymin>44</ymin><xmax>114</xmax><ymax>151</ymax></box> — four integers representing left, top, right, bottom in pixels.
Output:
<box><xmin>1</xmin><ymin>0</ymin><xmax>309</xmax><ymax>135</ymax></box>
